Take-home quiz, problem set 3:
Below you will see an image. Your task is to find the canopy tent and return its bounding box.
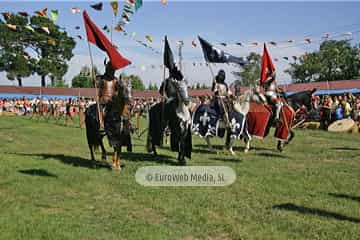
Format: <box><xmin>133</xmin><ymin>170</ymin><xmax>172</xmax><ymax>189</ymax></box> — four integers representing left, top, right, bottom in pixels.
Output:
<box><xmin>286</xmin><ymin>88</ymin><xmax>360</xmax><ymax>97</ymax></box>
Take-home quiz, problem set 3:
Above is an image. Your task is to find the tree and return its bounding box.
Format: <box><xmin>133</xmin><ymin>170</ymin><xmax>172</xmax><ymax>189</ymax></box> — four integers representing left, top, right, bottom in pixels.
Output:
<box><xmin>195</xmin><ymin>82</ymin><xmax>201</xmax><ymax>89</ymax></box>
<box><xmin>72</xmin><ymin>65</ymin><xmax>100</xmax><ymax>88</ymax></box>
<box><xmin>0</xmin><ymin>14</ymin><xmax>35</xmax><ymax>86</ymax></box>
<box><xmin>148</xmin><ymin>82</ymin><xmax>158</xmax><ymax>90</ymax></box>
<box><xmin>286</xmin><ymin>40</ymin><xmax>360</xmax><ymax>83</ymax></box>
<box><xmin>232</xmin><ymin>52</ymin><xmax>261</xmax><ymax>86</ymax></box>
<box><xmin>123</xmin><ymin>74</ymin><xmax>145</xmax><ymax>90</ymax></box>
<box><xmin>0</xmin><ymin>12</ymin><xmax>76</xmax><ymax>87</ymax></box>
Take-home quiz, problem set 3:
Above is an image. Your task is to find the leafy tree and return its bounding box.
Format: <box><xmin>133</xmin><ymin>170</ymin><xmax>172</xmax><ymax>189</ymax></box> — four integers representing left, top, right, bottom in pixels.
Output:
<box><xmin>195</xmin><ymin>82</ymin><xmax>201</xmax><ymax>89</ymax></box>
<box><xmin>123</xmin><ymin>74</ymin><xmax>145</xmax><ymax>90</ymax></box>
<box><xmin>72</xmin><ymin>65</ymin><xmax>99</xmax><ymax>88</ymax></box>
<box><xmin>286</xmin><ymin>40</ymin><xmax>360</xmax><ymax>83</ymax></box>
<box><xmin>0</xmin><ymin>12</ymin><xmax>76</xmax><ymax>87</ymax></box>
<box><xmin>201</xmin><ymin>83</ymin><xmax>208</xmax><ymax>89</ymax></box>
<box><xmin>147</xmin><ymin>82</ymin><xmax>158</xmax><ymax>90</ymax></box>
<box><xmin>0</xmin><ymin>14</ymin><xmax>35</xmax><ymax>86</ymax></box>
<box><xmin>232</xmin><ymin>52</ymin><xmax>261</xmax><ymax>86</ymax></box>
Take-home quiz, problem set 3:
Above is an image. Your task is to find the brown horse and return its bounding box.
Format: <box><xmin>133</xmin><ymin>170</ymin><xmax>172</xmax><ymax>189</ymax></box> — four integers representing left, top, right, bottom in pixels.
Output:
<box><xmin>85</xmin><ymin>77</ymin><xmax>132</xmax><ymax>170</ymax></box>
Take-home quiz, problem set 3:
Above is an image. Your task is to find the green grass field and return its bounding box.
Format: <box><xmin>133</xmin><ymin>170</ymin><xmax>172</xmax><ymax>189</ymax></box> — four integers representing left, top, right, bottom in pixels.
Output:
<box><xmin>0</xmin><ymin>116</ymin><xmax>359</xmax><ymax>240</ymax></box>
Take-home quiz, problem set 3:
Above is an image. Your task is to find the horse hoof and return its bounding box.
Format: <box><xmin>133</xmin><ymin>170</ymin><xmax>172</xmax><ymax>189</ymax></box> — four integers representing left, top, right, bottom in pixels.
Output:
<box><xmin>111</xmin><ymin>165</ymin><xmax>121</xmax><ymax>171</ymax></box>
<box><xmin>244</xmin><ymin>149</ymin><xmax>249</xmax><ymax>153</ymax></box>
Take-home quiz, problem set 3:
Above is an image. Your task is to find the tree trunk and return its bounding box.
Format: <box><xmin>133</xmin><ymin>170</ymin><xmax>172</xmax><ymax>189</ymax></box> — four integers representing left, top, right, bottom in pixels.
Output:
<box><xmin>17</xmin><ymin>78</ymin><xmax>22</xmax><ymax>86</ymax></box>
<box><xmin>41</xmin><ymin>75</ymin><xmax>46</xmax><ymax>87</ymax></box>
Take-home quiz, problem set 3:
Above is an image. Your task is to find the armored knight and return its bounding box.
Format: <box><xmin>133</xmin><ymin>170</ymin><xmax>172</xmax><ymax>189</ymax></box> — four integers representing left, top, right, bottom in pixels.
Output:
<box><xmin>262</xmin><ymin>72</ymin><xmax>282</xmax><ymax>122</ymax></box>
<box><xmin>97</xmin><ymin>60</ymin><xmax>119</xmax><ymax>131</ymax></box>
<box><xmin>212</xmin><ymin>69</ymin><xmax>231</xmax><ymax>123</ymax></box>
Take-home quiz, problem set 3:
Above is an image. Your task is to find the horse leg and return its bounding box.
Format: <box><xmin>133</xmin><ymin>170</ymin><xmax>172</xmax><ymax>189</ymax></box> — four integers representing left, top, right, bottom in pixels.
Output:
<box><xmin>244</xmin><ymin>138</ymin><xmax>251</xmax><ymax>153</ymax></box>
<box><xmin>116</xmin><ymin>147</ymin><xmax>122</xmax><ymax>170</ymax></box>
<box><xmin>205</xmin><ymin>137</ymin><xmax>214</xmax><ymax>152</ymax></box>
<box><xmin>285</xmin><ymin>130</ymin><xmax>295</xmax><ymax>145</ymax></box>
<box><xmin>100</xmin><ymin>140</ymin><xmax>106</xmax><ymax>161</ymax></box>
<box><xmin>228</xmin><ymin>138</ymin><xmax>236</xmax><ymax>156</ymax></box>
<box><xmin>111</xmin><ymin>149</ymin><xmax>118</xmax><ymax>170</ymax></box>
<box><xmin>89</xmin><ymin>144</ymin><xmax>95</xmax><ymax>161</ymax></box>
<box><xmin>277</xmin><ymin>140</ymin><xmax>283</xmax><ymax>152</ymax></box>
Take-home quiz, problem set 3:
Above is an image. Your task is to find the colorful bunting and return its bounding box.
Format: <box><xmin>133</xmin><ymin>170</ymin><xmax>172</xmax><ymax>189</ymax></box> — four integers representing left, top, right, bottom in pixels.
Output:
<box><xmin>77</xmin><ymin>35</ymin><xmax>83</xmax><ymax>40</ymax></box>
<box><xmin>111</xmin><ymin>1</ymin><xmax>118</xmax><ymax>16</ymax></box>
<box><xmin>114</xmin><ymin>24</ymin><xmax>124</xmax><ymax>32</ymax></box>
<box><xmin>135</xmin><ymin>0</ymin><xmax>143</xmax><ymax>11</ymax></box>
<box><xmin>251</xmin><ymin>42</ymin><xmax>259</xmax><ymax>46</ymax></box>
<box><xmin>305</xmin><ymin>38</ymin><xmax>311</xmax><ymax>44</ymax></box>
<box><xmin>6</xmin><ymin>24</ymin><xmax>17</xmax><ymax>31</ymax></box>
<box><xmin>220</xmin><ymin>43</ymin><xmax>227</xmax><ymax>47</ymax></box>
<box><xmin>2</xmin><ymin>12</ymin><xmax>12</xmax><ymax>20</ymax></box>
<box><xmin>103</xmin><ymin>25</ymin><xmax>110</xmax><ymax>33</ymax></box>
<box><xmin>90</xmin><ymin>2</ymin><xmax>103</xmax><ymax>11</ymax></box>
<box><xmin>75</xmin><ymin>26</ymin><xmax>80</xmax><ymax>30</ymax></box>
<box><xmin>283</xmin><ymin>57</ymin><xmax>289</xmax><ymax>61</ymax></box>
<box><xmin>71</xmin><ymin>7</ymin><xmax>81</xmax><ymax>14</ymax></box>
<box><xmin>235</xmin><ymin>42</ymin><xmax>242</xmax><ymax>46</ymax></box>
<box><xmin>145</xmin><ymin>35</ymin><xmax>153</xmax><ymax>43</ymax></box>
<box><xmin>41</xmin><ymin>26</ymin><xmax>50</xmax><ymax>34</ymax></box>
<box><xmin>50</xmin><ymin>9</ymin><xmax>58</xmax><ymax>22</ymax></box>
<box><xmin>25</xmin><ymin>25</ymin><xmax>35</xmax><ymax>32</ymax></box>
<box><xmin>47</xmin><ymin>39</ymin><xmax>56</xmax><ymax>46</ymax></box>
<box><xmin>18</xmin><ymin>12</ymin><xmax>29</xmax><ymax>17</ymax></box>
<box><xmin>191</xmin><ymin>40</ymin><xmax>197</xmax><ymax>47</ymax></box>
<box><xmin>35</xmin><ymin>8</ymin><xmax>47</xmax><ymax>17</ymax></box>
<box><xmin>131</xmin><ymin>32</ymin><xmax>137</xmax><ymax>38</ymax></box>
<box><xmin>161</xmin><ymin>0</ymin><xmax>167</xmax><ymax>5</ymax></box>
<box><xmin>269</xmin><ymin>41</ymin><xmax>277</xmax><ymax>46</ymax></box>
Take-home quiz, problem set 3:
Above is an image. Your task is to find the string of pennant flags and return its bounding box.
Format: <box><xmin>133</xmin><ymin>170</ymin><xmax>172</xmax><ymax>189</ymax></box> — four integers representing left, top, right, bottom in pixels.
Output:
<box><xmin>1</xmin><ymin>1</ymin><xmax>360</xmax><ymax>72</ymax></box>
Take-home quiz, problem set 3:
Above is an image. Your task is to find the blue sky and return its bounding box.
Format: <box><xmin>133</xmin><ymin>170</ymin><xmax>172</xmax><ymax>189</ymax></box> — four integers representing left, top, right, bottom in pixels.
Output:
<box><xmin>1</xmin><ymin>1</ymin><xmax>360</xmax><ymax>87</ymax></box>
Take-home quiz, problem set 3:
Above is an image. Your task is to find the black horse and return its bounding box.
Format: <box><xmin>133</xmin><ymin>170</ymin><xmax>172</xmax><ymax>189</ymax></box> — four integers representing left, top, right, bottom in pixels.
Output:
<box><xmin>85</xmin><ymin>78</ymin><xmax>132</xmax><ymax>170</ymax></box>
<box><xmin>147</xmin><ymin>79</ymin><xmax>192</xmax><ymax>165</ymax></box>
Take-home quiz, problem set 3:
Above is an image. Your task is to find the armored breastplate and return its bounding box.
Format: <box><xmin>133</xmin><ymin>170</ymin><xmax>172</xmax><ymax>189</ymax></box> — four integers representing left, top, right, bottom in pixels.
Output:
<box><xmin>215</xmin><ymin>83</ymin><xmax>228</xmax><ymax>97</ymax></box>
<box><xmin>100</xmin><ymin>78</ymin><xmax>117</xmax><ymax>104</ymax></box>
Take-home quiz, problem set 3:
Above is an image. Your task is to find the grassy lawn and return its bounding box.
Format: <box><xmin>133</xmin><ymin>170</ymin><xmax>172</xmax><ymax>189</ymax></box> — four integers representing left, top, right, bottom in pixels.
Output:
<box><xmin>0</xmin><ymin>115</ymin><xmax>359</xmax><ymax>240</ymax></box>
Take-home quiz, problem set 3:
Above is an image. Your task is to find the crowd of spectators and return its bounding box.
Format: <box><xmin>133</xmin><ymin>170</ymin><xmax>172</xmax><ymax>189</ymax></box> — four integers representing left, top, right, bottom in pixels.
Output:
<box><xmin>1</xmin><ymin>93</ymin><xmax>359</xmax><ymax>130</ymax></box>
<box><xmin>312</xmin><ymin>93</ymin><xmax>360</xmax><ymax>129</ymax></box>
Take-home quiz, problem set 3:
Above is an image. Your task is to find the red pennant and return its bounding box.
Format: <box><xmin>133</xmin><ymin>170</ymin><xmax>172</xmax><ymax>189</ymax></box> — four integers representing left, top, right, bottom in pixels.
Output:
<box><xmin>83</xmin><ymin>11</ymin><xmax>131</xmax><ymax>70</ymax></box>
<box><xmin>260</xmin><ymin>43</ymin><xmax>275</xmax><ymax>85</ymax></box>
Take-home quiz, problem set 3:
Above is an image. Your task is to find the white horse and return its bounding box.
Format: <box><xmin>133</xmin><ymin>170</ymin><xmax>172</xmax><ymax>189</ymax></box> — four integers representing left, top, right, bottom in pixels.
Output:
<box><xmin>192</xmin><ymin>90</ymin><xmax>252</xmax><ymax>156</ymax></box>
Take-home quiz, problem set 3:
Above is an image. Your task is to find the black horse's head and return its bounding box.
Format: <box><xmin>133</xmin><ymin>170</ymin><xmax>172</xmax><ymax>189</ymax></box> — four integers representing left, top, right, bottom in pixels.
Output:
<box><xmin>117</xmin><ymin>76</ymin><xmax>132</xmax><ymax>104</ymax></box>
<box><xmin>287</xmin><ymin>88</ymin><xmax>317</xmax><ymax>111</ymax></box>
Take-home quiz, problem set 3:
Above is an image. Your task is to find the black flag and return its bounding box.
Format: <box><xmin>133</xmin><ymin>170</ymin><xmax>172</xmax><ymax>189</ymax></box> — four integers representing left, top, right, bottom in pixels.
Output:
<box><xmin>163</xmin><ymin>36</ymin><xmax>176</xmax><ymax>73</ymax></box>
<box><xmin>198</xmin><ymin>36</ymin><xmax>246</xmax><ymax>65</ymax></box>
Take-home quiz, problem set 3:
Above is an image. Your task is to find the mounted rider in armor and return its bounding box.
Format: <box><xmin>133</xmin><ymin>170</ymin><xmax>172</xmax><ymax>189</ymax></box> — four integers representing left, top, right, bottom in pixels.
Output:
<box><xmin>97</xmin><ymin>60</ymin><xmax>119</xmax><ymax>131</ymax></box>
<box><xmin>261</xmin><ymin>72</ymin><xmax>283</xmax><ymax>122</ymax></box>
<box><xmin>212</xmin><ymin>69</ymin><xmax>231</xmax><ymax>125</ymax></box>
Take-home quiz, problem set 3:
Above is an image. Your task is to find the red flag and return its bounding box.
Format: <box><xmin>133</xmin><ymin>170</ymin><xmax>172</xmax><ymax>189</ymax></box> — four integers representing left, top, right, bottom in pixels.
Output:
<box><xmin>83</xmin><ymin>11</ymin><xmax>131</xmax><ymax>70</ymax></box>
<box><xmin>260</xmin><ymin>43</ymin><xmax>275</xmax><ymax>85</ymax></box>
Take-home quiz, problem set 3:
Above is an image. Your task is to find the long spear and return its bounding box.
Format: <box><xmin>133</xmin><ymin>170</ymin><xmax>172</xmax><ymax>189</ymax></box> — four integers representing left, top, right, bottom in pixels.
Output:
<box><xmin>86</xmin><ymin>42</ymin><xmax>103</xmax><ymax>128</ymax></box>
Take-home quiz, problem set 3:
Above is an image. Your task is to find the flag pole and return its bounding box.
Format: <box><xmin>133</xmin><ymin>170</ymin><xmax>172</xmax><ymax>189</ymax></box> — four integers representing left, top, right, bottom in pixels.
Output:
<box><xmin>87</xmin><ymin>41</ymin><xmax>103</xmax><ymax>128</ymax></box>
